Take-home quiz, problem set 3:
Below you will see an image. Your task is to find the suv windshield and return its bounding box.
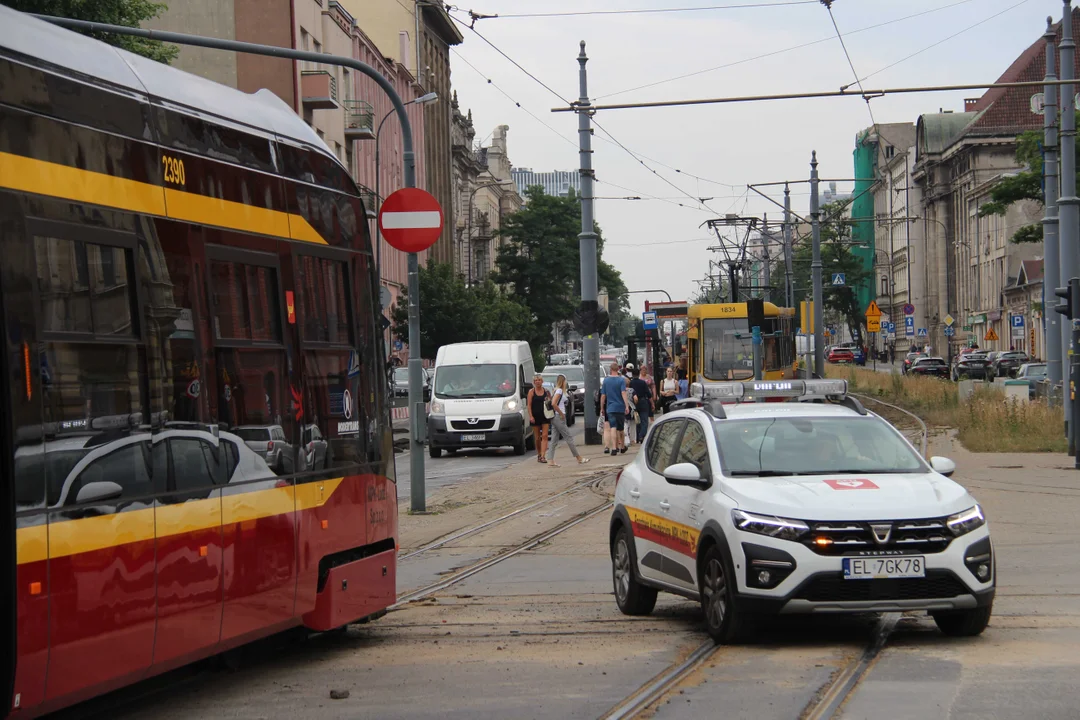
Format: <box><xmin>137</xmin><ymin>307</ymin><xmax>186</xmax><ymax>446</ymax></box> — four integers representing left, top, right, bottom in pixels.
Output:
<box><xmin>714</xmin><ymin>416</ymin><xmax>925</xmax><ymax>476</ymax></box>
<box><xmin>542</xmin><ymin>367</ymin><xmax>585</xmax><ymax>385</ymax></box>
<box><xmin>435</xmin><ymin>364</ymin><xmax>517</xmax><ymax>398</ymax></box>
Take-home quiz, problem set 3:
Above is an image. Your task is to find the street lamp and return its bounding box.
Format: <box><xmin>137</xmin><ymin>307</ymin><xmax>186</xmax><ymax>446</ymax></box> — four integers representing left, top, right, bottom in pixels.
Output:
<box><xmin>465</xmin><ymin>180</ymin><xmax>516</xmax><ymax>284</ymax></box>
<box><xmin>373</xmin><ymin>91</ymin><xmax>439</xmax><ymax>289</ymax></box>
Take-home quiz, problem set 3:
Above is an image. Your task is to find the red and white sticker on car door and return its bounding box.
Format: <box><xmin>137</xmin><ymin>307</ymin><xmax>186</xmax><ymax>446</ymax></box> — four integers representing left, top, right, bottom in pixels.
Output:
<box><xmin>824</xmin><ymin>478</ymin><xmax>879</xmax><ymax>490</ymax></box>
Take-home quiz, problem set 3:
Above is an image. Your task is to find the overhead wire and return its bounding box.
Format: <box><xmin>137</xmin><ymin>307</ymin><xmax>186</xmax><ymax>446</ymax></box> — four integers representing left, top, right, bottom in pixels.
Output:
<box><xmin>450</xmin><ymin>13</ymin><xmax>723</xmax><ymax>214</ymax></box>
<box><xmin>822</xmin><ymin>2</ymin><xmax>877</xmax><ymax>129</ymax></box>
<box><xmin>450</xmin><ymin>49</ymin><xmax>578</xmax><ymax>148</ymax></box>
<box><xmin>461</xmin><ymin>1</ymin><xmax>817</xmax><ymax>20</ymax></box>
<box><xmin>595</xmin><ymin>0</ymin><xmax>981</xmax><ymax>100</ymax></box>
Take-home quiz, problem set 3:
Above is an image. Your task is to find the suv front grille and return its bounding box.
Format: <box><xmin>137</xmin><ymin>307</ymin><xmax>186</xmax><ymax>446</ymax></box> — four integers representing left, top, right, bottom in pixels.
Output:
<box><xmin>801</xmin><ymin>518</ymin><xmax>953</xmax><ymax>556</ymax></box>
<box><xmin>794</xmin><ymin>571</ymin><xmax>969</xmax><ymax>602</ymax></box>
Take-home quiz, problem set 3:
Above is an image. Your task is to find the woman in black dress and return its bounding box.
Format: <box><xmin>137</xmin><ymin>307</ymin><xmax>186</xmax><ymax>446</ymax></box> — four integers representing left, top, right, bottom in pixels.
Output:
<box><xmin>527</xmin><ymin>374</ymin><xmax>551</xmax><ymax>462</ymax></box>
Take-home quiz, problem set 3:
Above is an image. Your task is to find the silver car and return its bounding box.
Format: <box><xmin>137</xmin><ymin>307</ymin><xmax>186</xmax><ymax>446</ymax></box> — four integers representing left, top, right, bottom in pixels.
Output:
<box><xmin>234</xmin><ymin>425</ymin><xmax>289</xmax><ymax>473</ymax></box>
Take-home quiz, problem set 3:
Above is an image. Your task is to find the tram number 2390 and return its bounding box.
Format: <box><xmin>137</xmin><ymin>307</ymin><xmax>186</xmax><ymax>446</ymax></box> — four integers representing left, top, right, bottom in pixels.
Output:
<box><xmin>162</xmin><ymin>154</ymin><xmax>187</xmax><ymax>186</ymax></box>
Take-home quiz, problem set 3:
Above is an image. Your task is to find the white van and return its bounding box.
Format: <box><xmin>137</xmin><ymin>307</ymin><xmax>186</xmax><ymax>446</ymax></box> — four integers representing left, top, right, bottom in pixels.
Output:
<box><xmin>427</xmin><ymin>341</ymin><xmax>535</xmax><ymax>457</ymax></box>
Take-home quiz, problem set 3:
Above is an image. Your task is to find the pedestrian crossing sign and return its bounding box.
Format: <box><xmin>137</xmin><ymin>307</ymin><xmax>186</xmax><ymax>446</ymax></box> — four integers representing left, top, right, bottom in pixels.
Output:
<box><xmin>985</xmin><ymin>327</ymin><xmax>999</xmax><ymax>342</ymax></box>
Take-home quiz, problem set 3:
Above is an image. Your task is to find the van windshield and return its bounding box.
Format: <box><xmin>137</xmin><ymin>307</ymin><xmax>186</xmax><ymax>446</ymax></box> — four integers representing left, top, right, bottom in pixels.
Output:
<box><xmin>435</xmin><ymin>364</ymin><xmax>517</xmax><ymax>398</ymax></box>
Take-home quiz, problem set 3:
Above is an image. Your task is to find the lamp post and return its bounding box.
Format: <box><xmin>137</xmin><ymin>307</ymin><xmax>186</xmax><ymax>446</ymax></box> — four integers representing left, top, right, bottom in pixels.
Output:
<box><xmin>373</xmin><ymin>91</ymin><xmax>439</xmax><ymax>289</ymax></box>
<box><xmin>465</xmin><ymin>181</ymin><xmax>515</xmax><ymax>284</ymax></box>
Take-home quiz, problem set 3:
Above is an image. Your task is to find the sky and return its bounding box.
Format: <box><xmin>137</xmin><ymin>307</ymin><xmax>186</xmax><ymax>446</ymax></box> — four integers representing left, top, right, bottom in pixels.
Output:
<box><xmin>447</xmin><ymin>0</ymin><xmax>1060</xmax><ymax>315</ymax></box>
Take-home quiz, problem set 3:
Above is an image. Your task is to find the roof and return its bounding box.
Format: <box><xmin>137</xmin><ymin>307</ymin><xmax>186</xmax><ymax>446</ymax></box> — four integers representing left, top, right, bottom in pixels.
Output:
<box><xmin>964</xmin><ymin>9</ymin><xmax>1080</xmax><ymax>137</ymax></box>
<box><xmin>1007</xmin><ymin>258</ymin><xmax>1044</xmax><ymax>289</ymax></box>
<box><xmin>916</xmin><ymin>112</ymin><xmax>979</xmax><ymax>159</ymax></box>
<box><xmin>0</xmin><ymin>6</ymin><xmax>333</xmax><ymax>156</ymax></box>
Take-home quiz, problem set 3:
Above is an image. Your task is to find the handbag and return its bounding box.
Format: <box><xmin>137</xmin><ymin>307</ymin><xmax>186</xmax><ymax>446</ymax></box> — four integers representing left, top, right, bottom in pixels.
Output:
<box><xmin>543</xmin><ymin>392</ymin><xmax>556</xmax><ymax>420</ymax></box>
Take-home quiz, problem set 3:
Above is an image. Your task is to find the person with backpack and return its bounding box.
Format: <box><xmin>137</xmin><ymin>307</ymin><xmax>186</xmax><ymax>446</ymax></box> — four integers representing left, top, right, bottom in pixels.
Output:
<box><xmin>600</xmin><ymin>362</ymin><xmax>629</xmax><ymax>455</ymax></box>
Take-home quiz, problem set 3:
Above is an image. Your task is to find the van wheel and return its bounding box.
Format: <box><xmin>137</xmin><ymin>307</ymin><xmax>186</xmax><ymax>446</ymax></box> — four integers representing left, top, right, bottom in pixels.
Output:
<box><xmin>513</xmin><ymin>435</ymin><xmax>526</xmax><ymax>455</ymax></box>
<box><xmin>429</xmin><ymin>446</ymin><xmax>442</xmax><ymax>459</ymax></box>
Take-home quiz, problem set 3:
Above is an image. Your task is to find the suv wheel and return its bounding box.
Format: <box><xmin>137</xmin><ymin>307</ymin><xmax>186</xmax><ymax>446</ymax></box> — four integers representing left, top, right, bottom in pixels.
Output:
<box><xmin>700</xmin><ymin>544</ymin><xmax>753</xmax><ymax>643</ymax></box>
<box><xmin>931</xmin><ymin>604</ymin><xmax>992</xmax><ymax>637</ymax></box>
<box><xmin>612</xmin><ymin>527</ymin><xmax>656</xmax><ymax>615</ymax></box>
<box><xmin>429</xmin><ymin>446</ymin><xmax>442</xmax><ymax>459</ymax></box>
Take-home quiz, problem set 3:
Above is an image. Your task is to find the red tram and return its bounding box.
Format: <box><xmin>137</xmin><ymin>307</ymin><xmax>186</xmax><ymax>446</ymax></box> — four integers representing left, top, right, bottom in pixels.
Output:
<box><xmin>0</xmin><ymin>8</ymin><xmax>397</xmax><ymax>716</ymax></box>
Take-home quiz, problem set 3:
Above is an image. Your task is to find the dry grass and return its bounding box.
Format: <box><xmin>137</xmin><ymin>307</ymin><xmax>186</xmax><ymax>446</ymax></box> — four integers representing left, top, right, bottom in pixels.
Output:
<box><xmin>827</xmin><ymin>366</ymin><xmax>1067</xmax><ymax>453</ymax></box>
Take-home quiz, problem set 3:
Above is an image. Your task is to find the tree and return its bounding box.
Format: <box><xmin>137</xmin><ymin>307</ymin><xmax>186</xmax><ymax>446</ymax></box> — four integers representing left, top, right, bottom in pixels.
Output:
<box><xmin>494</xmin><ymin>186</ymin><xmax>628</xmax><ymax>352</ymax></box>
<box><xmin>3</xmin><ymin>0</ymin><xmax>179</xmax><ymax>63</ymax></box>
<box><xmin>786</xmin><ymin>204</ymin><xmax>872</xmax><ymax>342</ymax></box>
<box><xmin>979</xmin><ymin>116</ymin><xmax>1080</xmax><ymax>244</ymax></box>
<box><xmin>391</xmin><ymin>261</ymin><xmax>535</xmax><ymax>360</ymax></box>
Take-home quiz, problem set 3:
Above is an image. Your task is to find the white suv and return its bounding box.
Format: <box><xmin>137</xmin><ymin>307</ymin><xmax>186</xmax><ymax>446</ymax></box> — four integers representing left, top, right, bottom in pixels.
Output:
<box><xmin>609</xmin><ymin>379</ymin><xmax>994</xmax><ymax>643</ymax></box>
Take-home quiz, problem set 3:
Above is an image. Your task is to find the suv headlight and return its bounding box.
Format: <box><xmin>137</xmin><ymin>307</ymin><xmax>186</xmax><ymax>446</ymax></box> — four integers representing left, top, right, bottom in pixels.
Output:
<box><xmin>429</xmin><ymin>399</ymin><xmax>444</xmax><ymax>414</ymax></box>
<box><xmin>502</xmin><ymin>397</ymin><xmax>520</xmax><ymax>412</ymax></box>
<box><xmin>947</xmin><ymin>505</ymin><xmax>985</xmax><ymax>536</ymax></box>
<box><xmin>732</xmin><ymin>509</ymin><xmax>809</xmax><ymax>542</ymax></box>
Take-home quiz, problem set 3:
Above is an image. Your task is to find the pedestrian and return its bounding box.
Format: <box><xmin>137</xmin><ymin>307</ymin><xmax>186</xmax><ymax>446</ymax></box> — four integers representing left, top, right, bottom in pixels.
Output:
<box><xmin>600</xmin><ymin>362</ymin><xmax>629</xmax><ymax>455</ymax></box>
<box><xmin>630</xmin><ymin>367</ymin><xmax>653</xmax><ymax>443</ymax></box>
<box><xmin>659</xmin><ymin>366</ymin><xmax>678</xmax><ymax>414</ymax></box>
<box><xmin>623</xmin><ymin>363</ymin><xmax>638</xmax><ymax>445</ymax></box>
<box><xmin>546</xmin><ymin>374</ymin><xmax>589</xmax><ymax>468</ymax></box>
<box><xmin>527</xmin><ymin>374</ymin><xmax>552</xmax><ymax>463</ymax></box>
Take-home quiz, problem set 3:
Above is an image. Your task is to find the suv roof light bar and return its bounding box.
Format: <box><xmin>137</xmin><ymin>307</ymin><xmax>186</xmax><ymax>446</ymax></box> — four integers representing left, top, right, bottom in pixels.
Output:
<box><xmin>690</xmin><ymin>379</ymin><xmax>850</xmax><ymax>404</ymax></box>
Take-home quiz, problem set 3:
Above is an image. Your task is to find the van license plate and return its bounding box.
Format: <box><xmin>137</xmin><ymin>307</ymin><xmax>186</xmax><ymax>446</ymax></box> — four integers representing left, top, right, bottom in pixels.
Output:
<box><xmin>460</xmin><ymin>434</ymin><xmax>485</xmax><ymax>442</ymax></box>
<box><xmin>843</xmin><ymin>556</ymin><xmax>925</xmax><ymax>580</ymax></box>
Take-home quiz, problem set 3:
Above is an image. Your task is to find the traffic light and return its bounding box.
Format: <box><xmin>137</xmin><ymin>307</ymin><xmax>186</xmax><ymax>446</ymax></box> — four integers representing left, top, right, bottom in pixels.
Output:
<box><xmin>1056</xmin><ymin>283</ymin><xmax>1076</xmax><ymax>320</ymax></box>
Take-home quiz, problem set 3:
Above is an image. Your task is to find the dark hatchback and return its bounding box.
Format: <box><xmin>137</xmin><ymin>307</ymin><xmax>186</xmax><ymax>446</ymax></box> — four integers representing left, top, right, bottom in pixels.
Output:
<box><xmin>988</xmin><ymin>351</ymin><xmax>1029</xmax><ymax>380</ymax></box>
<box><xmin>901</xmin><ymin>351</ymin><xmax>924</xmax><ymax>375</ymax></box>
<box><xmin>952</xmin><ymin>351</ymin><xmax>990</xmax><ymax>380</ymax></box>
<box><xmin>910</xmin><ymin>356</ymin><xmax>949</xmax><ymax>378</ymax></box>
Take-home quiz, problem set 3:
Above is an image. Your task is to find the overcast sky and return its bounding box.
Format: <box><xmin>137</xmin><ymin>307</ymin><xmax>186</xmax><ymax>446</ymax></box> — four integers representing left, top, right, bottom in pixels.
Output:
<box><xmin>448</xmin><ymin>0</ymin><xmax>1054</xmax><ymax>314</ymax></box>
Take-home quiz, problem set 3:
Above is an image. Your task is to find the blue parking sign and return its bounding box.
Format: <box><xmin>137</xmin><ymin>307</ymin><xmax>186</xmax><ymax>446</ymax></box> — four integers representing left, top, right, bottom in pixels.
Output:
<box><xmin>1011</xmin><ymin>315</ymin><xmax>1024</xmax><ymax>328</ymax></box>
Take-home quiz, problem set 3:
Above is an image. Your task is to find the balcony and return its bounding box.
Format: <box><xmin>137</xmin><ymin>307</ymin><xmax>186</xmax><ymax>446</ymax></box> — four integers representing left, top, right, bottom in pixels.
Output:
<box><xmin>301</xmin><ymin>70</ymin><xmax>339</xmax><ymax>110</ymax></box>
<box><xmin>344</xmin><ymin>100</ymin><xmax>375</xmax><ymax>140</ymax></box>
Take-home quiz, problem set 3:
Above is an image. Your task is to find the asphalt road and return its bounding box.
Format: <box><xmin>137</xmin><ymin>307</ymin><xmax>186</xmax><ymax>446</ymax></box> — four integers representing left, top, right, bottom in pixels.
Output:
<box><xmin>394</xmin><ymin>421</ymin><xmax>588</xmax><ymax>501</ymax></box>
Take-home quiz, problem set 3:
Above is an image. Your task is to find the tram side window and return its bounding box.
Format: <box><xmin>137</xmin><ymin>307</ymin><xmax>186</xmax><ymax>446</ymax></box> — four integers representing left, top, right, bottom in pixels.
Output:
<box><xmin>296</xmin><ymin>255</ymin><xmax>351</xmax><ymax>344</ymax></box>
<box><xmin>210</xmin><ymin>260</ymin><xmax>281</xmax><ymax>342</ymax></box>
<box><xmin>302</xmin><ymin>350</ymin><xmax>363</xmax><ymax>475</ymax></box>
<box><xmin>59</xmin><ymin>440</ymin><xmax>153</xmax><ymax>510</ymax></box>
<box><xmin>34</xmin><ymin>236</ymin><xmax>134</xmax><ymax>337</ymax></box>
<box><xmin>168</xmin><ymin>436</ymin><xmax>225</xmax><ymax>499</ymax></box>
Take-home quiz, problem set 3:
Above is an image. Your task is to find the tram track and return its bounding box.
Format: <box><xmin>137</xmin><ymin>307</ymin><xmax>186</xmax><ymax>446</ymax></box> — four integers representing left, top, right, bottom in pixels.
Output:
<box><xmin>850</xmin><ymin>392</ymin><xmax>929</xmax><ymax>456</ymax></box>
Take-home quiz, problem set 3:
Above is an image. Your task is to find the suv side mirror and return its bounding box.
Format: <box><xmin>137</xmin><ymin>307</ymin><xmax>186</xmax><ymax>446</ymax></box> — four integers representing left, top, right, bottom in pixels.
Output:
<box><xmin>75</xmin><ymin>481</ymin><xmax>123</xmax><ymax>505</ymax></box>
<box><xmin>929</xmin><ymin>456</ymin><xmax>956</xmax><ymax>477</ymax></box>
<box><xmin>663</xmin><ymin>462</ymin><xmax>710</xmax><ymax>488</ymax></box>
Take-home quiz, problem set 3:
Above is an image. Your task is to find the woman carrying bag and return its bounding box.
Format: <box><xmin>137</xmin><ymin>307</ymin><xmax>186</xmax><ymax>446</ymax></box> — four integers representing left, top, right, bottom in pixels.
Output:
<box><xmin>546</xmin><ymin>374</ymin><xmax>590</xmax><ymax>467</ymax></box>
<box><xmin>527</xmin><ymin>374</ymin><xmax>553</xmax><ymax>462</ymax></box>
<box><xmin>659</xmin><ymin>366</ymin><xmax>678</xmax><ymax>414</ymax></box>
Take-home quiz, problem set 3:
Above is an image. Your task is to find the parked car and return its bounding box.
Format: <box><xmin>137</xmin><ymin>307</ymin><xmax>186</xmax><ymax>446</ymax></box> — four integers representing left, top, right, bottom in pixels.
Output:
<box><xmin>951</xmin><ymin>351</ymin><xmax>990</xmax><ymax>381</ymax></box>
<box><xmin>909</xmin><ymin>356</ymin><xmax>950</xmax><ymax>378</ymax></box>
<box><xmin>234</xmin><ymin>425</ymin><xmax>289</xmax><ymax>473</ymax></box>
<box><xmin>826</xmin><ymin>347</ymin><xmax>855</xmax><ymax>364</ymax></box>
<box><xmin>547</xmin><ymin>353</ymin><xmax>571</xmax><ymax>366</ymax></box>
<box><xmin>1016</xmin><ymin>362</ymin><xmax>1048</xmax><ymax>399</ymax></box>
<box><xmin>902</xmin><ymin>351</ymin><xmax>924</xmax><ymax>375</ymax></box>
<box><xmin>988</xmin><ymin>351</ymin><xmax>1030</xmax><ymax>380</ymax></box>
<box><xmin>299</xmin><ymin>424</ymin><xmax>331</xmax><ymax>472</ymax></box>
<box><xmin>840</xmin><ymin>343</ymin><xmax>867</xmax><ymax>366</ymax></box>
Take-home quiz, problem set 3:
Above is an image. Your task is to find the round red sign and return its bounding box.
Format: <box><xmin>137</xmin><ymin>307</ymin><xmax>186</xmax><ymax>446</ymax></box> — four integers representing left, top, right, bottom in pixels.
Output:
<box><xmin>378</xmin><ymin>188</ymin><xmax>444</xmax><ymax>254</ymax></box>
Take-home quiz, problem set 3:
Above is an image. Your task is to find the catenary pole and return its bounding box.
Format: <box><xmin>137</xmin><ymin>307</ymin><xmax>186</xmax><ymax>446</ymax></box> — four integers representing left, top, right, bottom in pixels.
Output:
<box><xmin>1060</xmin><ymin>0</ymin><xmax>1077</xmax><ymax>453</ymax></box>
<box><xmin>784</xmin><ymin>184</ymin><xmax>794</xmax><ymax>308</ymax></box>
<box><xmin>811</xmin><ymin>152</ymin><xmax>825</xmax><ymax>377</ymax></box>
<box><xmin>577</xmin><ymin>42</ymin><xmax>602</xmax><ymax>444</ymax></box>
<box><xmin>1044</xmin><ymin>17</ymin><xmax>1064</xmax><ymax>412</ymax></box>
<box><xmin>34</xmin><ymin>16</ymin><xmax>433</xmax><ymax>502</ymax></box>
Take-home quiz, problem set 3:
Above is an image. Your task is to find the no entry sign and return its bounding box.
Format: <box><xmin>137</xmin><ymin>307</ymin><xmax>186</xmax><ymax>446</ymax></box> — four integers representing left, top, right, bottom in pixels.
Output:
<box><xmin>378</xmin><ymin>188</ymin><xmax>443</xmax><ymax>253</ymax></box>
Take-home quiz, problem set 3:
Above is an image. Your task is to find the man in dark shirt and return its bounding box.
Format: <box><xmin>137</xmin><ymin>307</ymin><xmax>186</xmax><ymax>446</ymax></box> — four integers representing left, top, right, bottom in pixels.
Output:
<box><xmin>601</xmin><ymin>362</ymin><xmax>629</xmax><ymax>454</ymax></box>
<box><xmin>629</xmin><ymin>368</ymin><xmax>652</xmax><ymax>443</ymax></box>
